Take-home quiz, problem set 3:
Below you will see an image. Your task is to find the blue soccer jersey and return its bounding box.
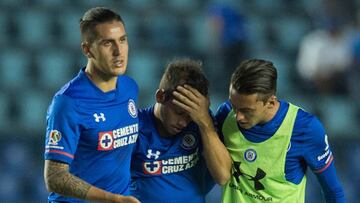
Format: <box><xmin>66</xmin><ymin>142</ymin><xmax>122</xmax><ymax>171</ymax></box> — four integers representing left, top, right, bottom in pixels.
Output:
<box><xmin>216</xmin><ymin>99</ymin><xmax>345</xmax><ymax>201</ymax></box>
<box><xmin>44</xmin><ymin>68</ymin><xmax>139</xmax><ymax>202</ymax></box>
<box><xmin>130</xmin><ymin>106</ymin><xmax>214</xmax><ymax>203</ymax></box>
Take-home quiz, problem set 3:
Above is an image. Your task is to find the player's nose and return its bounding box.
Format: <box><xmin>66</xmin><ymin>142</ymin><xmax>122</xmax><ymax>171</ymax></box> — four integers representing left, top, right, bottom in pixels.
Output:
<box><xmin>112</xmin><ymin>42</ymin><xmax>121</xmax><ymax>56</ymax></box>
<box><xmin>235</xmin><ymin>111</ymin><xmax>245</xmax><ymax>122</ymax></box>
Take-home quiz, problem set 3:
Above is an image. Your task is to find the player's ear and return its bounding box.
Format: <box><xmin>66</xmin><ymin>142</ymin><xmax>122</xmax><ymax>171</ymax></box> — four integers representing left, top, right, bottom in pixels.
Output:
<box><xmin>266</xmin><ymin>95</ymin><xmax>277</xmax><ymax>108</ymax></box>
<box><xmin>155</xmin><ymin>89</ymin><xmax>166</xmax><ymax>103</ymax></box>
<box><xmin>81</xmin><ymin>42</ymin><xmax>93</xmax><ymax>58</ymax></box>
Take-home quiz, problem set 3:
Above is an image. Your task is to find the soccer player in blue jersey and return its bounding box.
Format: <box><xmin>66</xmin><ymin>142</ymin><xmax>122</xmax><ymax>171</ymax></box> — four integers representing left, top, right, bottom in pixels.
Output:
<box><xmin>216</xmin><ymin>59</ymin><xmax>345</xmax><ymax>202</ymax></box>
<box><xmin>130</xmin><ymin>58</ymin><xmax>231</xmax><ymax>203</ymax></box>
<box><xmin>44</xmin><ymin>7</ymin><xmax>140</xmax><ymax>203</ymax></box>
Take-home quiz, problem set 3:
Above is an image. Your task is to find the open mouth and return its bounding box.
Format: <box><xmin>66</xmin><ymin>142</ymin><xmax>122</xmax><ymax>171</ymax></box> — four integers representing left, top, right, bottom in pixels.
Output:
<box><xmin>113</xmin><ymin>59</ymin><xmax>124</xmax><ymax>67</ymax></box>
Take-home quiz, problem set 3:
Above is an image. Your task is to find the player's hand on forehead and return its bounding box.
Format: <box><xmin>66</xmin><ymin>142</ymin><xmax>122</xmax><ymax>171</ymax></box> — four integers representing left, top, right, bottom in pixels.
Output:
<box><xmin>171</xmin><ymin>84</ymin><xmax>203</xmax><ymax>108</ymax></box>
<box><xmin>172</xmin><ymin>84</ymin><xmax>206</xmax><ymax>104</ymax></box>
<box><xmin>176</xmin><ymin>84</ymin><xmax>203</xmax><ymax>97</ymax></box>
<box><xmin>172</xmin><ymin>84</ymin><xmax>209</xmax><ymax>118</ymax></box>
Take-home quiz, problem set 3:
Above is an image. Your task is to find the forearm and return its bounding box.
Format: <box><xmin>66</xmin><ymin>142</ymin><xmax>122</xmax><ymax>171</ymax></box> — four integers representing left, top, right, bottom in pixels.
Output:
<box><xmin>315</xmin><ymin>162</ymin><xmax>345</xmax><ymax>203</ymax></box>
<box><xmin>198</xmin><ymin>122</ymin><xmax>232</xmax><ymax>185</ymax></box>
<box><xmin>44</xmin><ymin>160</ymin><xmax>115</xmax><ymax>202</ymax></box>
<box><xmin>170</xmin><ymin>85</ymin><xmax>232</xmax><ymax>184</ymax></box>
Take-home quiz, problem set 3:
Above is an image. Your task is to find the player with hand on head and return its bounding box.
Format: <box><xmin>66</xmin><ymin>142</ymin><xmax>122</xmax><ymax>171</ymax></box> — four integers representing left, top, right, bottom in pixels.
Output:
<box><xmin>44</xmin><ymin>7</ymin><xmax>140</xmax><ymax>203</ymax></box>
<box><xmin>130</xmin><ymin>58</ymin><xmax>231</xmax><ymax>203</ymax></box>
<box><xmin>216</xmin><ymin>59</ymin><xmax>345</xmax><ymax>202</ymax></box>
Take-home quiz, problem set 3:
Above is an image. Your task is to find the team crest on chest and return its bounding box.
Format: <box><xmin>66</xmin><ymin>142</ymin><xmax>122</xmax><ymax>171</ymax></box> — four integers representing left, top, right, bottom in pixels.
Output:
<box><xmin>244</xmin><ymin>148</ymin><xmax>257</xmax><ymax>162</ymax></box>
<box><xmin>128</xmin><ymin>99</ymin><xmax>137</xmax><ymax>118</ymax></box>
<box><xmin>181</xmin><ymin>133</ymin><xmax>197</xmax><ymax>150</ymax></box>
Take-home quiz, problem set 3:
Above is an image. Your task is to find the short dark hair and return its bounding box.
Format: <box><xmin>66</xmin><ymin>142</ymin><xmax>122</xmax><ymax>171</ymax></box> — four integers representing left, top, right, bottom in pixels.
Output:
<box><xmin>159</xmin><ymin>58</ymin><xmax>209</xmax><ymax>100</ymax></box>
<box><xmin>231</xmin><ymin>59</ymin><xmax>277</xmax><ymax>102</ymax></box>
<box><xmin>80</xmin><ymin>7</ymin><xmax>124</xmax><ymax>44</ymax></box>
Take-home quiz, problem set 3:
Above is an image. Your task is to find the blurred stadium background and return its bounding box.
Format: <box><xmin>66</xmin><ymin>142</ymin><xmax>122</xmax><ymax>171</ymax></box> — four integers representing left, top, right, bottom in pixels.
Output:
<box><xmin>0</xmin><ymin>0</ymin><xmax>359</xmax><ymax>202</ymax></box>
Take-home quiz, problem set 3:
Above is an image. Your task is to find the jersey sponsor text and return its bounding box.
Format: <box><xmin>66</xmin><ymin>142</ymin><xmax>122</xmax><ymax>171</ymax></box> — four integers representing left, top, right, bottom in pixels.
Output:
<box><xmin>143</xmin><ymin>149</ymin><xmax>199</xmax><ymax>175</ymax></box>
<box><xmin>98</xmin><ymin>124</ymin><xmax>138</xmax><ymax>151</ymax></box>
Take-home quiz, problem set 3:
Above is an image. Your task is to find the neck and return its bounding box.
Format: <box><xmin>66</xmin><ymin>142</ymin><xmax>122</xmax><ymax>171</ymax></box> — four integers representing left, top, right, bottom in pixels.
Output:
<box><xmin>262</xmin><ymin>99</ymin><xmax>280</xmax><ymax>124</ymax></box>
<box><xmin>85</xmin><ymin>61</ymin><xmax>117</xmax><ymax>92</ymax></box>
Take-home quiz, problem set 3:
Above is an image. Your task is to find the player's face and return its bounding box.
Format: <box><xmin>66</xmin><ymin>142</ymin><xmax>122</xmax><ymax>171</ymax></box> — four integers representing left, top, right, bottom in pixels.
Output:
<box><xmin>88</xmin><ymin>20</ymin><xmax>128</xmax><ymax>77</ymax></box>
<box><xmin>229</xmin><ymin>85</ymin><xmax>270</xmax><ymax>129</ymax></box>
<box><xmin>160</xmin><ymin>101</ymin><xmax>191</xmax><ymax>136</ymax></box>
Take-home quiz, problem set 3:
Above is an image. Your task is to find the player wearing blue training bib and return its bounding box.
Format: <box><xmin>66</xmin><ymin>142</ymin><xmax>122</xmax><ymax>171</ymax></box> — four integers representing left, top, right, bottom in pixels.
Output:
<box><xmin>215</xmin><ymin>59</ymin><xmax>345</xmax><ymax>202</ymax></box>
<box><xmin>130</xmin><ymin>58</ymin><xmax>231</xmax><ymax>203</ymax></box>
<box><xmin>44</xmin><ymin>7</ymin><xmax>140</xmax><ymax>203</ymax></box>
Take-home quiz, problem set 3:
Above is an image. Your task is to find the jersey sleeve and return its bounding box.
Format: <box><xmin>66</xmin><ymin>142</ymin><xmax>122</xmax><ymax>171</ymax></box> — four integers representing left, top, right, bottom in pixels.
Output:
<box><xmin>297</xmin><ymin>110</ymin><xmax>345</xmax><ymax>202</ymax></box>
<box><xmin>300</xmin><ymin>112</ymin><xmax>334</xmax><ymax>172</ymax></box>
<box><xmin>315</xmin><ymin>162</ymin><xmax>346</xmax><ymax>202</ymax></box>
<box><xmin>214</xmin><ymin>100</ymin><xmax>232</xmax><ymax>142</ymax></box>
<box><xmin>44</xmin><ymin>94</ymin><xmax>80</xmax><ymax>164</ymax></box>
